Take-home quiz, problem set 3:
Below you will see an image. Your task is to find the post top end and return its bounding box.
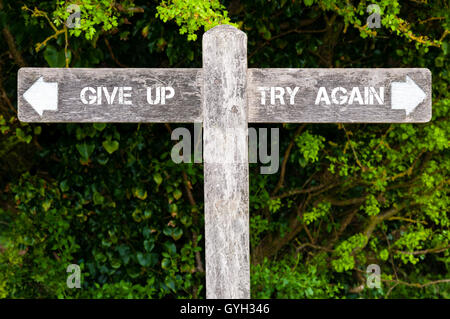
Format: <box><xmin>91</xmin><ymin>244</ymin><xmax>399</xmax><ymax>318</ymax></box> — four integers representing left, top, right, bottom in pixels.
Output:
<box><xmin>203</xmin><ymin>24</ymin><xmax>246</xmax><ymax>39</ymax></box>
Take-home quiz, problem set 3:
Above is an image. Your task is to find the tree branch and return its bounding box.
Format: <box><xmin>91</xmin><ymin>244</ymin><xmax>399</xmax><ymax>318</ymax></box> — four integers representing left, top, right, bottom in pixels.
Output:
<box><xmin>272</xmin><ymin>180</ymin><xmax>340</xmax><ymax>200</ymax></box>
<box><xmin>1</xmin><ymin>0</ymin><xmax>26</xmax><ymax>67</ymax></box>
<box><xmin>104</xmin><ymin>38</ymin><xmax>128</xmax><ymax>68</ymax></box>
<box><xmin>395</xmin><ymin>245</ymin><xmax>450</xmax><ymax>256</ymax></box>
<box><xmin>165</xmin><ymin>124</ymin><xmax>204</xmax><ymax>274</ymax></box>
<box><xmin>271</xmin><ymin>124</ymin><xmax>306</xmax><ymax>196</ymax></box>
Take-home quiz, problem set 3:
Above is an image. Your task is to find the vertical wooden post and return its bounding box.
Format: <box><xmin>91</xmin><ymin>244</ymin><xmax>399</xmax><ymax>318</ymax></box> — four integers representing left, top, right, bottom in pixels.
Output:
<box><xmin>202</xmin><ymin>25</ymin><xmax>250</xmax><ymax>299</ymax></box>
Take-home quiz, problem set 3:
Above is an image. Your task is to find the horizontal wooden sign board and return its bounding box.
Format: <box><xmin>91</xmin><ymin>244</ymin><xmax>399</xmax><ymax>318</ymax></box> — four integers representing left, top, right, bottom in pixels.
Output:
<box><xmin>18</xmin><ymin>68</ymin><xmax>203</xmax><ymax>123</ymax></box>
<box><xmin>18</xmin><ymin>67</ymin><xmax>431</xmax><ymax>123</ymax></box>
<box><xmin>248</xmin><ymin>68</ymin><xmax>431</xmax><ymax>123</ymax></box>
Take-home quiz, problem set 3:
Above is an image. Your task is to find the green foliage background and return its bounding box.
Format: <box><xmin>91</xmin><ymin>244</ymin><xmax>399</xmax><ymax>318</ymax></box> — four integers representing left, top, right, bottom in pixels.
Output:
<box><xmin>0</xmin><ymin>0</ymin><xmax>449</xmax><ymax>298</ymax></box>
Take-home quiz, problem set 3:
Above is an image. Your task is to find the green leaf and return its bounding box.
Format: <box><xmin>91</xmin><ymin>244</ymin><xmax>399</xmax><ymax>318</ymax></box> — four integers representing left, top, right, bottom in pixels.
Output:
<box><xmin>137</xmin><ymin>252</ymin><xmax>151</xmax><ymax>267</ymax></box>
<box><xmin>60</xmin><ymin>180</ymin><xmax>69</xmax><ymax>192</ymax></box>
<box><xmin>93</xmin><ymin>191</ymin><xmax>104</xmax><ymax>205</ymax></box>
<box><xmin>93</xmin><ymin>123</ymin><xmax>107</xmax><ymax>131</ymax></box>
<box><xmin>97</xmin><ymin>153</ymin><xmax>109</xmax><ymax>165</ymax></box>
<box><xmin>164</xmin><ymin>241</ymin><xmax>177</xmax><ymax>255</ymax></box>
<box><xmin>173</xmin><ymin>189</ymin><xmax>182</xmax><ymax>200</ymax></box>
<box><xmin>110</xmin><ymin>258</ymin><xmax>121</xmax><ymax>269</ymax></box>
<box><xmin>442</xmin><ymin>41</ymin><xmax>448</xmax><ymax>55</ymax></box>
<box><xmin>34</xmin><ymin>126</ymin><xmax>42</xmax><ymax>135</ymax></box>
<box><xmin>42</xmin><ymin>199</ymin><xmax>52</xmax><ymax>212</ymax></box>
<box><xmin>165</xmin><ymin>278</ymin><xmax>176</xmax><ymax>292</ymax></box>
<box><xmin>16</xmin><ymin>128</ymin><xmax>32</xmax><ymax>144</ymax></box>
<box><xmin>144</xmin><ymin>239</ymin><xmax>155</xmax><ymax>252</ymax></box>
<box><xmin>172</xmin><ymin>228</ymin><xmax>183</xmax><ymax>241</ymax></box>
<box><xmin>143</xmin><ymin>227</ymin><xmax>152</xmax><ymax>238</ymax></box>
<box><xmin>116</xmin><ymin>245</ymin><xmax>131</xmax><ymax>265</ymax></box>
<box><xmin>44</xmin><ymin>45</ymin><xmax>71</xmax><ymax>67</ymax></box>
<box><xmin>76</xmin><ymin>142</ymin><xmax>95</xmax><ymax>161</ymax></box>
<box><xmin>143</xmin><ymin>210</ymin><xmax>152</xmax><ymax>218</ymax></box>
<box><xmin>379</xmin><ymin>249</ymin><xmax>389</xmax><ymax>261</ymax></box>
<box><xmin>163</xmin><ymin>227</ymin><xmax>173</xmax><ymax>237</ymax></box>
<box><xmin>153</xmin><ymin>173</ymin><xmax>163</xmax><ymax>186</ymax></box>
<box><xmin>161</xmin><ymin>258</ymin><xmax>171</xmax><ymax>270</ymax></box>
<box><xmin>133</xmin><ymin>187</ymin><xmax>147</xmax><ymax>200</ymax></box>
<box><xmin>102</xmin><ymin>140</ymin><xmax>119</xmax><ymax>154</ymax></box>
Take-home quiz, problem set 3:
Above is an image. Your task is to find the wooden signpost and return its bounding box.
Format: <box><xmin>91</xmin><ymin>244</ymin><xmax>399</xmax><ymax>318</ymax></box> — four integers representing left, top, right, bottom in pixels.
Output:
<box><xmin>18</xmin><ymin>25</ymin><xmax>432</xmax><ymax>299</ymax></box>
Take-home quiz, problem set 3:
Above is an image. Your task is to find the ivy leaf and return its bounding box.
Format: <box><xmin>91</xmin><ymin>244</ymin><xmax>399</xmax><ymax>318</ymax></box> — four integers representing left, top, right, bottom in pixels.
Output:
<box><xmin>142</xmin><ymin>227</ymin><xmax>152</xmax><ymax>238</ymax></box>
<box><xmin>172</xmin><ymin>228</ymin><xmax>183</xmax><ymax>241</ymax></box>
<box><xmin>164</xmin><ymin>241</ymin><xmax>177</xmax><ymax>255</ymax></box>
<box><xmin>144</xmin><ymin>239</ymin><xmax>155</xmax><ymax>252</ymax></box>
<box><xmin>379</xmin><ymin>249</ymin><xmax>389</xmax><ymax>261</ymax></box>
<box><xmin>116</xmin><ymin>245</ymin><xmax>131</xmax><ymax>265</ymax></box>
<box><xmin>76</xmin><ymin>142</ymin><xmax>95</xmax><ymax>161</ymax></box>
<box><xmin>60</xmin><ymin>180</ymin><xmax>69</xmax><ymax>192</ymax></box>
<box><xmin>161</xmin><ymin>258</ymin><xmax>171</xmax><ymax>270</ymax></box>
<box><xmin>136</xmin><ymin>252</ymin><xmax>151</xmax><ymax>267</ymax></box>
<box><xmin>93</xmin><ymin>191</ymin><xmax>104</xmax><ymax>205</ymax></box>
<box><xmin>93</xmin><ymin>123</ymin><xmax>106</xmax><ymax>131</ymax></box>
<box><xmin>173</xmin><ymin>189</ymin><xmax>182</xmax><ymax>200</ymax></box>
<box><xmin>133</xmin><ymin>187</ymin><xmax>147</xmax><ymax>200</ymax></box>
<box><xmin>42</xmin><ymin>199</ymin><xmax>52</xmax><ymax>212</ymax></box>
<box><xmin>43</xmin><ymin>45</ymin><xmax>71</xmax><ymax>67</ymax></box>
<box><xmin>97</xmin><ymin>153</ymin><xmax>109</xmax><ymax>165</ymax></box>
<box><xmin>153</xmin><ymin>173</ymin><xmax>163</xmax><ymax>186</ymax></box>
<box><xmin>165</xmin><ymin>278</ymin><xmax>176</xmax><ymax>292</ymax></box>
<box><xmin>110</xmin><ymin>258</ymin><xmax>121</xmax><ymax>269</ymax></box>
<box><xmin>163</xmin><ymin>227</ymin><xmax>173</xmax><ymax>237</ymax></box>
<box><xmin>143</xmin><ymin>210</ymin><xmax>152</xmax><ymax>218</ymax></box>
<box><xmin>16</xmin><ymin>128</ymin><xmax>32</xmax><ymax>144</ymax></box>
<box><xmin>102</xmin><ymin>140</ymin><xmax>119</xmax><ymax>154</ymax></box>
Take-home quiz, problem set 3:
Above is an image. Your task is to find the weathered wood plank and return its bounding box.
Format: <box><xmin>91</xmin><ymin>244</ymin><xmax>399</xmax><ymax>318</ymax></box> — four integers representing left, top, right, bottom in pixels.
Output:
<box><xmin>18</xmin><ymin>68</ymin><xmax>202</xmax><ymax>122</ymax></box>
<box><xmin>203</xmin><ymin>25</ymin><xmax>250</xmax><ymax>299</ymax></box>
<box><xmin>19</xmin><ymin>68</ymin><xmax>431</xmax><ymax>123</ymax></box>
<box><xmin>247</xmin><ymin>68</ymin><xmax>431</xmax><ymax>123</ymax></box>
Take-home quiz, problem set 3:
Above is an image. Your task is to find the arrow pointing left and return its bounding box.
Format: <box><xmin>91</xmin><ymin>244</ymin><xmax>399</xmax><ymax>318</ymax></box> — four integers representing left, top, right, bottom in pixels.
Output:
<box><xmin>23</xmin><ymin>77</ymin><xmax>58</xmax><ymax>116</ymax></box>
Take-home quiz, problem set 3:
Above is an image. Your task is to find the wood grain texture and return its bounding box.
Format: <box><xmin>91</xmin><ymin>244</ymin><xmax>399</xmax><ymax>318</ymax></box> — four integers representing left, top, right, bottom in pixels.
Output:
<box><xmin>248</xmin><ymin>68</ymin><xmax>431</xmax><ymax>123</ymax></box>
<box><xmin>19</xmin><ymin>68</ymin><xmax>431</xmax><ymax>123</ymax></box>
<box><xmin>203</xmin><ymin>25</ymin><xmax>250</xmax><ymax>299</ymax></box>
<box><xmin>18</xmin><ymin>68</ymin><xmax>202</xmax><ymax>122</ymax></box>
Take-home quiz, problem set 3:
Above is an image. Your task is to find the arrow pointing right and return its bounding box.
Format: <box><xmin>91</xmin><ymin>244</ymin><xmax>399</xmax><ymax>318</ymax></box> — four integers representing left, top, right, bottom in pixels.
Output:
<box><xmin>23</xmin><ymin>77</ymin><xmax>58</xmax><ymax>116</ymax></box>
<box><xmin>391</xmin><ymin>75</ymin><xmax>426</xmax><ymax>116</ymax></box>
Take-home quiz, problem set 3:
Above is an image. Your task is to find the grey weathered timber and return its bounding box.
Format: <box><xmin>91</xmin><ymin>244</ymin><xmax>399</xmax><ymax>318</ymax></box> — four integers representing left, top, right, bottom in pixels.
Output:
<box><xmin>18</xmin><ymin>68</ymin><xmax>202</xmax><ymax>122</ymax></box>
<box><xmin>248</xmin><ymin>68</ymin><xmax>431</xmax><ymax>123</ymax></box>
<box><xmin>203</xmin><ymin>25</ymin><xmax>250</xmax><ymax>299</ymax></box>
<box><xmin>19</xmin><ymin>67</ymin><xmax>431</xmax><ymax>124</ymax></box>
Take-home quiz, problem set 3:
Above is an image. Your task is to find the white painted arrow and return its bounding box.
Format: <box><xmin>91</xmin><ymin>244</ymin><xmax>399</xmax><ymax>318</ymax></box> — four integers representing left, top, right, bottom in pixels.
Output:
<box><xmin>391</xmin><ymin>76</ymin><xmax>426</xmax><ymax>116</ymax></box>
<box><xmin>23</xmin><ymin>77</ymin><xmax>58</xmax><ymax>116</ymax></box>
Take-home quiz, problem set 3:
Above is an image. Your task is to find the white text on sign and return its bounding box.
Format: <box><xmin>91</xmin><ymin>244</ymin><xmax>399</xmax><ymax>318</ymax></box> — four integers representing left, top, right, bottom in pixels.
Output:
<box><xmin>257</xmin><ymin>87</ymin><xmax>300</xmax><ymax>105</ymax></box>
<box><xmin>257</xmin><ymin>86</ymin><xmax>385</xmax><ymax>106</ymax></box>
<box><xmin>315</xmin><ymin>87</ymin><xmax>384</xmax><ymax>105</ymax></box>
<box><xmin>80</xmin><ymin>86</ymin><xmax>175</xmax><ymax>105</ymax></box>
